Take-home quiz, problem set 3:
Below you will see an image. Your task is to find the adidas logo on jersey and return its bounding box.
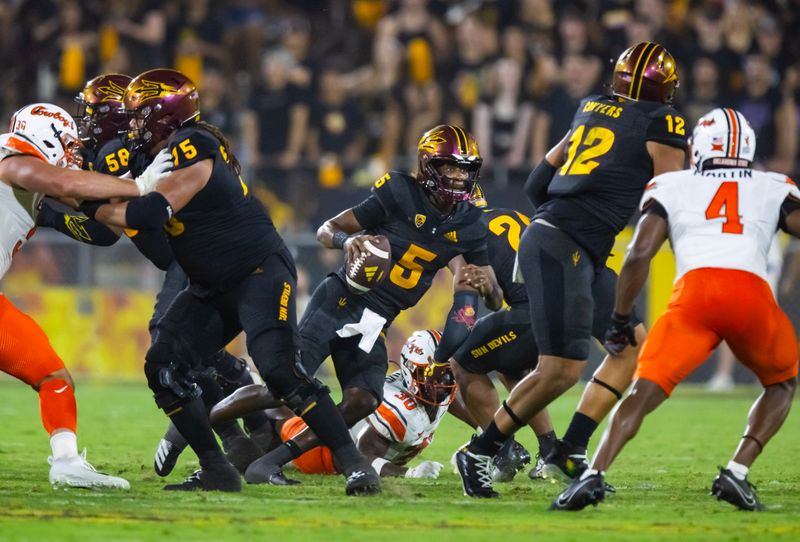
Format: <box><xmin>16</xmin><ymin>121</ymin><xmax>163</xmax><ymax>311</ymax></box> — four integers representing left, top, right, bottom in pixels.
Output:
<box><xmin>444</xmin><ymin>231</ymin><xmax>457</xmax><ymax>243</ymax></box>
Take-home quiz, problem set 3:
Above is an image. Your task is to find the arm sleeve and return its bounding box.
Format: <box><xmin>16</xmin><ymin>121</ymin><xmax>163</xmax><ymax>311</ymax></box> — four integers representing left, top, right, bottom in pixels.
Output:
<box><xmin>642</xmin><ymin>198</ymin><xmax>668</xmax><ymax>220</ymax></box>
<box><xmin>524</xmin><ymin>160</ymin><xmax>557</xmax><ymax>208</ymax></box>
<box><xmin>433</xmin><ymin>290</ymin><xmax>479</xmax><ymax>362</ymax></box>
<box><xmin>351</xmin><ymin>194</ymin><xmax>390</xmax><ymax>230</ymax></box>
<box><xmin>128</xmin><ymin>229</ymin><xmax>174</xmax><ymax>271</ymax></box>
<box><xmin>646</xmin><ymin>107</ymin><xmax>689</xmax><ymax>150</ymax></box>
<box><xmin>779</xmin><ymin>194</ymin><xmax>800</xmax><ymax>233</ymax></box>
<box><xmin>37</xmin><ymin>199</ymin><xmax>120</xmax><ymax>246</ymax></box>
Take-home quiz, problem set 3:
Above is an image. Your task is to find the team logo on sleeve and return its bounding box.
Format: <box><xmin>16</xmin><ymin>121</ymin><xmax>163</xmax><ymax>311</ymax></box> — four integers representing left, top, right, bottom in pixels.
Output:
<box><xmin>415</xmin><ymin>214</ymin><xmax>426</xmax><ymax>228</ymax></box>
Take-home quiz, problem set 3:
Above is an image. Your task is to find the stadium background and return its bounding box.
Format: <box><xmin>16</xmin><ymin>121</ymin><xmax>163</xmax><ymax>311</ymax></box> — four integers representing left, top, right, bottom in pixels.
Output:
<box><xmin>1</xmin><ymin>0</ymin><xmax>799</xmax><ymax>381</ymax></box>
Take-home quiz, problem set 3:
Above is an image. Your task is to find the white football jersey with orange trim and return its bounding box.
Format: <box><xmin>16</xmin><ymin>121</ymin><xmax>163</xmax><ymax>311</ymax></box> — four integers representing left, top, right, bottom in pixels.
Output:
<box><xmin>352</xmin><ymin>371</ymin><xmax>449</xmax><ymax>466</ymax></box>
<box><xmin>0</xmin><ymin>133</ymin><xmax>43</xmax><ymax>280</ymax></box>
<box><xmin>641</xmin><ymin>167</ymin><xmax>800</xmax><ymax>283</ymax></box>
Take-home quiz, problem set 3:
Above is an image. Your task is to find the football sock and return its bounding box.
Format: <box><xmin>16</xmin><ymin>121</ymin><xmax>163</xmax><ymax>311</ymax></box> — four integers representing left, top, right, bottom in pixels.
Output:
<box><xmin>727</xmin><ymin>460</ymin><xmax>749</xmax><ymax>481</ymax></box>
<box><xmin>300</xmin><ymin>393</ymin><xmax>363</xmax><ymax>472</ymax></box>
<box><xmin>562</xmin><ymin>412</ymin><xmax>598</xmax><ymax>451</ymax></box>
<box><xmin>169</xmin><ymin>396</ymin><xmax>226</xmax><ymax>466</ymax></box>
<box><xmin>50</xmin><ymin>431</ymin><xmax>78</xmax><ymax>460</ymax></box>
<box><xmin>39</xmin><ymin>378</ymin><xmax>77</xmax><ymax>435</ymax></box>
<box><xmin>537</xmin><ymin>430</ymin><xmax>557</xmax><ymax>458</ymax></box>
<box><xmin>469</xmin><ymin>421</ymin><xmax>509</xmax><ymax>456</ymax></box>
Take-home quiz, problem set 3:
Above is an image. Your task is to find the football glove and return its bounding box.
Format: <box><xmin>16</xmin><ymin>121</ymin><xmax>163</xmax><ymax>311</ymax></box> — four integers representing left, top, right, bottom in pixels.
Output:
<box><xmin>134</xmin><ymin>148</ymin><xmax>173</xmax><ymax>195</ymax></box>
<box><xmin>604</xmin><ymin>312</ymin><xmax>637</xmax><ymax>356</ymax></box>
<box><xmin>405</xmin><ymin>460</ymin><xmax>443</xmax><ymax>479</ymax></box>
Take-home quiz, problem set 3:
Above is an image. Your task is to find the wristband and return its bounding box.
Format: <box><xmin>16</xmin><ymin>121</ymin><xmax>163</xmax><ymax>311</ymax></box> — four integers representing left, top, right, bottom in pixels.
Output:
<box><xmin>611</xmin><ymin>311</ymin><xmax>631</xmax><ymax>323</ymax></box>
<box><xmin>332</xmin><ymin>231</ymin><xmax>349</xmax><ymax>250</ymax></box>
<box><xmin>371</xmin><ymin>457</ymin><xmax>390</xmax><ymax>475</ymax></box>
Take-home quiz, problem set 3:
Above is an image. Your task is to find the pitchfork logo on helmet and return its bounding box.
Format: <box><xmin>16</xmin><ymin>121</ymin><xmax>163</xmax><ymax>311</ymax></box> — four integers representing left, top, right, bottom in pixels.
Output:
<box><xmin>417</xmin><ymin>124</ymin><xmax>482</xmax><ymax>206</ymax></box>
<box><xmin>612</xmin><ymin>41</ymin><xmax>679</xmax><ymax>104</ymax></box>
<box><xmin>3</xmin><ymin>103</ymin><xmax>82</xmax><ymax>169</ymax></box>
<box><xmin>123</xmin><ymin>69</ymin><xmax>200</xmax><ymax>152</ymax></box>
<box><xmin>399</xmin><ymin>330</ymin><xmax>457</xmax><ymax>407</ymax></box>
<box><xmin>690</xmin><ymin>108</ymin><xmax>755</xmax><ymax>171</ymax></box>
<box><xmin>75</xmin><ymin>73</ymin><xmax>132</xmax><ymax>149</ymax></box>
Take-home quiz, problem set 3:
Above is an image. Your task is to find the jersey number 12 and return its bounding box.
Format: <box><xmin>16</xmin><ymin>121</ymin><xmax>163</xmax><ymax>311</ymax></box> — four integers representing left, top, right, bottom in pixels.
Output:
<box><xmin>705</xmin><ymin>182</ymin><xmax>743</xmax><ymax>234</ymax></box>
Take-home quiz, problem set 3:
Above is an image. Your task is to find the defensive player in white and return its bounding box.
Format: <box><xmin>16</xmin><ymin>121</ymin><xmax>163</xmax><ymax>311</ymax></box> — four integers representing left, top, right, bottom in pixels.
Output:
<box><xmin>212</xmin><ymin>330</ymin><xmax>453</xmax><ymax>479</ymax></box>
<box><xmin>552</xmin><ymin>108</ymin><xmax>800</xmax><ymax>511</ymax></box>
<box><xmin>0</xmin><ymin>103</ymin><xmax>169</xmax><ymax>488</ymax></box>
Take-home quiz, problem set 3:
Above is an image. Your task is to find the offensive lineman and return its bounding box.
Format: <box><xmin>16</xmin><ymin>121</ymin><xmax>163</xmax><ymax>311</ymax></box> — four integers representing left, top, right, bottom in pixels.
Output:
<box><xmin>553</xmin><ymin>108</ymin><xmax>800</xmax><ymax>511</ymax></box>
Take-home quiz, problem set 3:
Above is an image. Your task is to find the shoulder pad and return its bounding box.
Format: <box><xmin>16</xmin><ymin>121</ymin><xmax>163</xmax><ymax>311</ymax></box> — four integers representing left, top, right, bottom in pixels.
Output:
<box><xmin>370</xmin><ymin>170</ymin><xmax>416</xmax><ymax>214</ymax></box>
<box><xmin>168</xmin><ymin>126</ymin><xmax>220</xmax><ymax>169</ymax></box>
<box><xmin>645</xmin><ymin>105</ymin><xmax>688</xmax><ymax>150</ymax></box>
<box><xmin>93</xmin><ymin>139</ymin><xmax>131</xmax><ymax>176</ymax></box>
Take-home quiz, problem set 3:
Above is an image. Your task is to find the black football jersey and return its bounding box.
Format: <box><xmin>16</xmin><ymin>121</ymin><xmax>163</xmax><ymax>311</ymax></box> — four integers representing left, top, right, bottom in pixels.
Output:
<box><xmin>164</xmin><ymin>124</ymin><xmax>286</xmax><ymax>287</ymax></box>
<box><xmin>536</xmin><ymin>94</ymin><xmax>688</xmax><ymax>265</ymax></box>
<box><xmin>344</xmin><ymin>171</ymin><xmax>489</xmax><ymax>322</ymax></box>
<box><xmin>481</xmin><ymin>208</ymin><xmax>529</xmax><ymax>307</ymax></box>
<box><xmin>93</xmin><ymin>138</ymin><xmax>174</xmax><ymax>271</ymax></box>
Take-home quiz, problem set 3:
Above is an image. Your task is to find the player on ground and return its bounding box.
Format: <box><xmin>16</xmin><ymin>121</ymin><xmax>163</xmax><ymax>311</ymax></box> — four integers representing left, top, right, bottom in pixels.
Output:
<box><xmin>0</xmin><ymin>101</ymin><xmax>171</xmax><ymax>488</ymax></box>
<box><xmin>84</xmin><ymin>69</ymin><xmax>380</xmax><ymax>495</ymax></box>
<box><xmin>36</xmin><ymin>74</ymin><xmax>272</xmax><ymax>475</ymax></box>
<box><xmin>451</xmin><ymin>189</ymin><xmax>556</xmax><ymax>481</ymax></box>
<box><xmin>552</xmin><ymin>108</ymin><xmax>800</xmax><ymax>511</ymax></box>
<box><xmin>456</xmin><ymin>41</ymin><xmax>689</xmax><ymax>497</ymax></box>
<box><xmin>244</xmin><ymin>125</ymin><xmax>502</xmax><ymax>485</ymax></box>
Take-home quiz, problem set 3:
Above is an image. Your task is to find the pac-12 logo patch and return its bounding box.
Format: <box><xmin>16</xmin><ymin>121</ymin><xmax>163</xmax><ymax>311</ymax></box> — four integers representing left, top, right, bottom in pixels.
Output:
<box><xmin>415</xmin><ymin>214</ymin><xmax>426</xmax><ymax>228</ymax></box>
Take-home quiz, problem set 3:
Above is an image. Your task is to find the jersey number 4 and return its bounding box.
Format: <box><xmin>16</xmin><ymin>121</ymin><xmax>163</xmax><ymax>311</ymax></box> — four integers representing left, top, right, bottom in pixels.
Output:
<box><xmin>705</xmin><ymin>182</ymin><xmax>743</xmax><ymax>234</ymax></box>
<box><xmin>560</xmin><ymin>125</ymin><xmax>615</xmax><ymax>176</ymax></box>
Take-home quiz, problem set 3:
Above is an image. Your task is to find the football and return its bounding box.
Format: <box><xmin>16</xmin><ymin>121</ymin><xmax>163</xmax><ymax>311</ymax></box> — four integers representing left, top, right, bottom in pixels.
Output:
<box><xmin>345</xmin><ymin>235</ymin><xmax>392</xmax><ymax>294</ymax></box>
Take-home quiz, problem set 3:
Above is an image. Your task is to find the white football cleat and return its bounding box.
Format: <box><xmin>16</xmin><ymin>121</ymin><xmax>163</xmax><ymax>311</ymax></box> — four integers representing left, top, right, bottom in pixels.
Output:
<box><xmin>49</xmin><ymin>449</ymin><xmax>130</xmax><ymax>490</ymax></box>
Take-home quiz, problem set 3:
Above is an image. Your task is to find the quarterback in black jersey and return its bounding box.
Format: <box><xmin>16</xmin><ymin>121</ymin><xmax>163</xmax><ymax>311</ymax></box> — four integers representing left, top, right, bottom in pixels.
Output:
<box><xmin>458</xmin><ymin>42</ymin><xmax>689</xmax><ymax>498</ymax></box>
<box><xmin>244</xmin><ymin>124</ymin><xmax>502</xmax><ymax>485</ymax></box>
<box><xmin>86</xmin><ymin>69</ymin><xmax>380</xmax><ymax>495</ymax></box>
<box><xmin>37</xmin><ymin>73</ymin><xmax>274</xmax><ymax>477</ymax></box>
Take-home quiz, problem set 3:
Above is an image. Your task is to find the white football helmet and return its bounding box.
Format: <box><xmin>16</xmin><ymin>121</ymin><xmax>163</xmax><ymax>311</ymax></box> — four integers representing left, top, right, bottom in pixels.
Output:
<box><xmin>690</xmin><ymin>107</ymin><xmax>755</xmax><ymax>171</ymax></box>
<box><xmin>399</xmin><ymin>329</ymin><xmax>456</xmax><ymax>406</ymax></box>
<box><xmin>4</xmin><ymin>103</ymin><xmax>82</xmax><ymax>169</ymax></box>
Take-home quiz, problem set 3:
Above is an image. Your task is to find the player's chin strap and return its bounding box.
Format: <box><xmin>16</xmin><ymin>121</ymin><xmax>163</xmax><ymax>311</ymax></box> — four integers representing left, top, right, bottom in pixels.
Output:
<box><xmin>590</xmin><ymin>376</ymin><xmax>623</xmax><ymax>401</ymax></box>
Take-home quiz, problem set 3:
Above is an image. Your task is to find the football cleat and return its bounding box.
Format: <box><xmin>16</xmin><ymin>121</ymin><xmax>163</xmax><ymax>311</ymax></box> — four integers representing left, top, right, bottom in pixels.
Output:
<box><xmin>163</xmin><ymin>462</ymin><xmax>241</xmax><ymax>492</ymax></box>
<box><xmin>222</xmin><ymin>435</ymin><xmax>264</xmax><ymax>474</ymax></box>
<box><xmin>492</xmin><ymin>438</ymin><xmax>531</xmax><ymax>483</ymax></box>
<box><xmin>345</xmin><ymin>467</ymin><xmax>382</xmax><ymax>496</ymax></box>
<box><xmin>455</xmin><ymin>441</ymin><xmax>499</xmax><ymax>498</ymax></box>
<box><xmin>541</xmin><ymin>439</ymin><xmax>588</xmax><ymax>483</ymax></box>
<box><xmin>49</xmin><ymin>450</ymin><xmax>130</xmax><ymax>490</ymax></box>
<box><xmin>154</xmin><ymin>423</ymin><xmax>187</xmax><ymax>477</ymax></box>
<box><xmin>710</xmin><ymin>468</ymin><xmax>764</xmax><ymax>511</ymax></box>
<box><xmin>549</xmin><ymin>472</ymin><xmax>606</xmax><ymax>511</ymax></box>
<box><xmin>528</xmin><ymin>453</ymin><xmax>547</xmax><ymax>481</ymax></box>
<box><xmin>244</xmin><ymin>457</ymin><xmax>300</xmax><ymax>486</ymax></box>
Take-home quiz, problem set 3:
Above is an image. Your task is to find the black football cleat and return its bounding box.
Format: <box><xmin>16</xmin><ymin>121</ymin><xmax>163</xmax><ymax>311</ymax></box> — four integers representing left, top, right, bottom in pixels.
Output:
<box><xmin>163</xmin><ymin>462</ymin><xmax>242</xmax><ymax>492</ymax></box>
<box><xmin>244</xmin><ymin>456</ymin><xmax>300</xmax><ymax>485</ymax></box>
<box><xmin>493</xmin><ymin>438</ymin><xmax>531</xmax><ymax>482</ymax></box>
<box><xmin>549</xmin><ymin>472</ymin><xmax>606</xmax><ymax>511</ymax></box>
<box><xmin>345</xmin><ymin>467</ymin><xmax>381</xmax><ymax>496</ymax></box>
<box><xmin>222</xmin><ymin>435</ymin><xmax>264</xmax><ymax>474</ymax></box>
<box><xmin>541</xmin><ymin>439</ymin><xmax>588</xmax><ymax>483</ymax></box>
<box><xmin>710</xmin><ymin>468</ymin><xmax>764</xmax><ymax>511</ymax></box>
<box><xmin>456</xmin><ymin>442</ymin><xmax>499</xmax><ymax>498</ymax></box>
<box><xmin>154</xmin><ymin>424</ymin><xmax>187</xmax><ymax>477</ymax></box>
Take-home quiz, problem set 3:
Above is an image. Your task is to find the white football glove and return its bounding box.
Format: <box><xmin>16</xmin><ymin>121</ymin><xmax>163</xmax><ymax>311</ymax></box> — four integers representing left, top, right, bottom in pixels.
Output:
<box><xmin>134</xmin><ymin>148</ymin><xmax>173</xmax><ymax>195</ymax></box>
<box><xmin>405</xmin><ymin>460</ymin><xmax>443</xmax><ymax>479</ymax></box>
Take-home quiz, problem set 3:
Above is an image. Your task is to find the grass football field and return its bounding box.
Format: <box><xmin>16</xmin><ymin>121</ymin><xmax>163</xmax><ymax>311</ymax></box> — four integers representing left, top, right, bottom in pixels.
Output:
<box><xmin>1</xmin><ymin>380</ymin><xmax>799</xmax><ymax>541</ymax></box>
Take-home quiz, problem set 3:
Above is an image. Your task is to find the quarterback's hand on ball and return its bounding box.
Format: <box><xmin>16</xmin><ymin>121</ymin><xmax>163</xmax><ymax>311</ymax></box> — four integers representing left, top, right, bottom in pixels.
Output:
<box><xmin>405</xmin><ymin>461</ymin><xmax>443</xmax><ymax>479</ymax></box>
<box><xmin>134</xmin><ymin>148</ymin><xmax>173</xmax><ymax>195</ymax></box>
<box><xmin>604</xmin><ymin>312</ymin><xmax>637</xmax><ymax>356</ymax></box>
<box><xmin>344</xmin><ymin>234</ymin><xmax>382</xmax><ymax>263</ymax></box>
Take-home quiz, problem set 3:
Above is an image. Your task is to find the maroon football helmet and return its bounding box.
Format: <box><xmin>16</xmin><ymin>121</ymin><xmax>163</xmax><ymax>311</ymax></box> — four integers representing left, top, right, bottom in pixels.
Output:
<box><xmin>74</xmin><ymin>73</ymin><xmax>132</xmax><ymax>150</ymax></box>
<box><xmin>611</xmin><ymin>41</ymin><xmax>679</xmax><ymax>104</ymax></box>
<box><xmin>123</xmin><ymin>69</ymin><xmax>200</xmax><ymax>152</ymax></box>
<box><xmin>417</xmin><ymin>124</ymin><xmax>482</xmax><ymax>206</ymax></box>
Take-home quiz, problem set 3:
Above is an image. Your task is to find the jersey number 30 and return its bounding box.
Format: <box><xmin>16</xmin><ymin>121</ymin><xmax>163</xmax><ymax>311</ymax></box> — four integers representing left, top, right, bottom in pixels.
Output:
<box><xmin>560</xmin><ymin>125</ymin><xmax>615</xmax><ymax>176</ymax></box>
<box><xmin>705</xmin><ymin>182</ymin><xmax>743</xmax><ymax>234</ymax></box>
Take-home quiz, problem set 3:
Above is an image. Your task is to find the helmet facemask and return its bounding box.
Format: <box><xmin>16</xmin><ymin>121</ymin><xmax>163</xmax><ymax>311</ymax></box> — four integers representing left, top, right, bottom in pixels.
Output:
<box><xmin>423</xmin><ymin>158</ymin><xmax>481</xmax><ymax>206</ymax></box>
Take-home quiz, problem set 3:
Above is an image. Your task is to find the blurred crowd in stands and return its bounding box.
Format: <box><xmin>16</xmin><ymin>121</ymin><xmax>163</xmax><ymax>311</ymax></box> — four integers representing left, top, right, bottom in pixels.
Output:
<box><xmin>0</xmin><ymin>0</ymin><xmax>798</xmax><ymax>233</ymax></box>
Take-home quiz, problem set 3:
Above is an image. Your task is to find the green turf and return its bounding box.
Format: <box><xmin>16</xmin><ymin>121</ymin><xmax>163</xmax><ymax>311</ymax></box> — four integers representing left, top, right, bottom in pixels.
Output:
<box><xmin>0</xmin><ymin>380</ymin><xmax>798</xmax><ymax>541</ymax></box>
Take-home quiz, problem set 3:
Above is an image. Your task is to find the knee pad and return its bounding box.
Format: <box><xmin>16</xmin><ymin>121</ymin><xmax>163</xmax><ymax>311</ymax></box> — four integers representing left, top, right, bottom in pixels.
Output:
<box><xmin>144</xmin><ymin>357</ymin><xmax>200</xmax><ymax>414</ymax></box>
